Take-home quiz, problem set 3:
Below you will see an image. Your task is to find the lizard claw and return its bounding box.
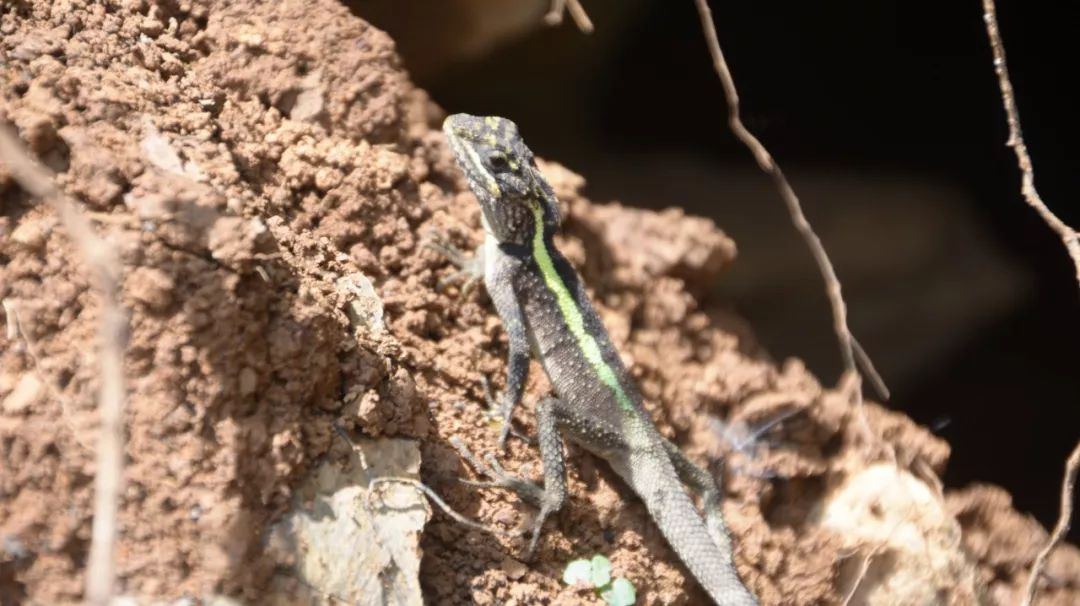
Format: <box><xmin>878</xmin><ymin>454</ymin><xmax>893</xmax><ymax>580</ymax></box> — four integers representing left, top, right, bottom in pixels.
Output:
<box><xmin>451</xmin><ymin>437</ymin><xmax>549</xmax><ymax>562</ymax></box>
<box><xmin>438</xmin><ymin>267</ymin><xmax>482</xmax><ymax>296</ymax></box>
<box><xmin>450</xmin><ymin>437</ymin><xmax>545</xmax><ymax>507</ymax></box>
<box><xmin>480</xmin><ymin>376</ymin><xmax>535</xmax><ymax>449</ymax></box>
<box><xmin>522</xmin><ymin>506</ymin><xmax>554</xmax><ymax>561</ymax></box>
<box><xmin>423</xmin><ymin>229</ymin><xmax>463</xmax><ymax>261</ymax></box>
<box><xmin>423</xmin><ymin>229</ymin><xmax>483</xmax><ymax>293</ymax></box>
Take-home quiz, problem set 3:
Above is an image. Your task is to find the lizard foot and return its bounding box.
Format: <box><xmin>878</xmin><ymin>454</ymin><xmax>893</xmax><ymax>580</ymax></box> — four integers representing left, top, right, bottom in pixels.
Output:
<box><xmin>450</xmin><ymin>436</ymin><xmax>553</xmax><ymax>560</ymax></box>
<box><xmin>423</xmin><ymin>229</ymin><xmax>483</xmax><ymax>294</ymax></box>
<box><xmin>450</xmin><ymin>437</ymin><xmax>544</xmax><ymax>506</ymax></box>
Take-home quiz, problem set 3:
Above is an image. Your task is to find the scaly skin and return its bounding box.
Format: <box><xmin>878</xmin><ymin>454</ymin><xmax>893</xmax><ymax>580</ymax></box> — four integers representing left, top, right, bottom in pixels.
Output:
<box><xmin>442</xmin><ymin>113</ymin><xmax>758</xmax><ymax>605</ymax></box>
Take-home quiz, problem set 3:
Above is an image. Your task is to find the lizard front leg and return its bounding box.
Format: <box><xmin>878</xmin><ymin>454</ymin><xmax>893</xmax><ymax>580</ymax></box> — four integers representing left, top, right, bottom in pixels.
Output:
<box><xmin>424</xmin><ymin>231</ymin><xmax>484</xmax><ymax>292</ymax></box>
<box><xmin>485</xmin><ymin>267</ymin><xmax>532</xmax><ymax>448</ymax></box>
<box><xmin>428</xmin><ymin>233</ymin><xmax>531</xmax><ymax>446</ymax></box>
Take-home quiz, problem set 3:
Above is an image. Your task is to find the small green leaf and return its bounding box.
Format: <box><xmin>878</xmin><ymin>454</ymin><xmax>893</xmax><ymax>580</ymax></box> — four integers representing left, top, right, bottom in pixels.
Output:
<box><xmin>563</xmin><ymin>559</ymin><xmax>594</xmax><ymax>586</ymax></box>
<box><xmin>589</xmin><ymin>554</ymin><xmax>612</xmax><ymax>588</ymax></box>
<box><xmin>600</xmin><ymin>577</ymin><xmax>636</xmax><ymax>606</ymax></box>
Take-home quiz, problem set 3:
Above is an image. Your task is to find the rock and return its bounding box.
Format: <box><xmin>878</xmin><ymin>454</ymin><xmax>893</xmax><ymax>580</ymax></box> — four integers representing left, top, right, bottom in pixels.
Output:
<box><xmin>3</xmin><ymin>374</ymin><xmax>44</xmax><ymax>414</ymax></box>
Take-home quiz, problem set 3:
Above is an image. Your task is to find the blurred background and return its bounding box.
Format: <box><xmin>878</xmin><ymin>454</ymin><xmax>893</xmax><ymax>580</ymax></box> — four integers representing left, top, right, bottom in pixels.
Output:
<box><xmin>352</xmin><ymin>0</ymin><xmax>1080</xmax><ymax>538</ymax></box>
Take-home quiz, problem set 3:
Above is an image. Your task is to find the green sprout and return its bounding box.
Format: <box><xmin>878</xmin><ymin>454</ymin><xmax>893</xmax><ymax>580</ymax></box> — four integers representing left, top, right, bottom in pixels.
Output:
<box><xmin>562</xmin><ymin>554</ymin><xmax>637</xmax><ymax>606</ymax></box>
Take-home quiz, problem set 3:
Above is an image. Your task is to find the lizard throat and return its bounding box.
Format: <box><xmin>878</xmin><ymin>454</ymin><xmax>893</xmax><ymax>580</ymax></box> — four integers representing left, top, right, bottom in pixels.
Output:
<box><xmin>528</xmin><ymin>202</ymin><xmax>636</xmax><ymax>413</ymax></box>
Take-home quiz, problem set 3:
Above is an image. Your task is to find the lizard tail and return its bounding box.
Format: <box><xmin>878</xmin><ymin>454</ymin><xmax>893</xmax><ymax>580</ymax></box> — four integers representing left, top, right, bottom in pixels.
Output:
<box><xmin>629</xmin><ymin>457</ymin><xmax>759</xmax><ymax>606</ymax></box>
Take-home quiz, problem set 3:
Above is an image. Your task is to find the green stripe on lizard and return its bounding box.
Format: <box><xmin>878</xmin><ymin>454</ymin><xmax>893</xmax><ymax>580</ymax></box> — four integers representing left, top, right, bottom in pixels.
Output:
<box><xmin>528</xmin><ymin>201</ymin><xmax>636</xmax><ymax>413</ymax></box>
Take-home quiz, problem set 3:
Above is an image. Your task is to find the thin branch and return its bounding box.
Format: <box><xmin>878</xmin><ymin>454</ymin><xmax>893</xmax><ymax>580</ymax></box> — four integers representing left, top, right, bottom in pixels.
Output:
<box><xmin>852</xmin><ymin>336</ymin><xmax>889</xmax><ymax>401</ymax></box>
<box><xmin>0</xmin><ymin>125</ymin><xmax>128</xmax><ymax>606</ymax></box>
<box><xmin>331</xmin><ymin>426</ymin><xmax>518</xmax><ymax>539</ymax></box>
<box><xmin>980</xmin><ymin>6</ymin><xmax>1080</xmax><ymax>601</ymax></box>
<box><xmin>544</xmin><ymin>0</ymin><xmax>594</xmax><ymax>34</ymax></box>
<box><xmin>982</xmin><ymin>0</ymin><xmax>1080</xmax><ymax>291</ymax></box>
<box><xmin>691</xmin><ymin>0</ymin><xmax>887</xmax><ymax>446</ymax></box>
<box><xmin>1022</xmin><ymin>440</ymin><xmax>1080</xmax><ymax>606</ymax></box>
<box><xmin>839</xmin><ymin>550</ymin><xmax>876</xmax><ymax>606</ymax></box>
<box><xmin>368</xmin><ymin>477</ymin><xmax>518</xmax><ymax>537</ymax></box>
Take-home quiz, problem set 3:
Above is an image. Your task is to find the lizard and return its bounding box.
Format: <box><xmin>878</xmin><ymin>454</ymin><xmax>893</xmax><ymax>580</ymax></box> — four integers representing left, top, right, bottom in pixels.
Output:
<box><xmin>439</xmin><ymin>112</ymin><xmax>759</xmax><ymax>606</ymax></box>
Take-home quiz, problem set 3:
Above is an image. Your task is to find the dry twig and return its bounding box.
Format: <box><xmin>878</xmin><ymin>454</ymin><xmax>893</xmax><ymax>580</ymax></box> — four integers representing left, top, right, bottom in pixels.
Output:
<box><xmin>1021</xmin><ymin>441</ymin><xmax>1080</xmax><ymax>606</ymax></box>
<box><xmin>0</xmin><ymin>126</ymin><xmax>128</xmax><ymax>606</ymax></box>
<box><xmin>691</xmin><ymin>0</ymin><xmax>888</xmax><ymax>445</ymax></box>
<box><xmin>368</xmin><ymin>477</ymin><xmax>517</xmax><ymax>537</ymax></box>
<box><xmin>332</xmin><ymin>426</ymin><xmax>516</xmax><ymax>539</ymax></box>
<box><xmin>982</xmin><ymin>0</ymin><xmax>1080</xmax><ymax>289</ymax></box>
<box><xmin>839</xmin><ymin>549</ymin><xmax>877</xmax><ymax>606</ymax></box>
<box><xmin>544</xmin><ymin>0</ymin><xmax>594</xmax><ymax>33</ymax></box>
<box><xmin>980</xmin><ymin>3</ymin><xmax>1080</xmax><ymax>602</ymax></box>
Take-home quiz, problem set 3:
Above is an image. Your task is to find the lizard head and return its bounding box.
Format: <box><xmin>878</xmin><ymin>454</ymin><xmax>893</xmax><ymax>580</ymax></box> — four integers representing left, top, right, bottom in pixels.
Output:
<box><xmin>443</xmin><ymin>113</ymin><xmax>560</xmax><ymax>246</ymax></box>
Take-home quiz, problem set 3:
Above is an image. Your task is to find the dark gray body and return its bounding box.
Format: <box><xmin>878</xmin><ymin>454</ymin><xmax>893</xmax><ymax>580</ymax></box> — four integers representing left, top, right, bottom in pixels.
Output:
<box><xmin>488</xmin><ymin>235</ymin><xmax>757</xmax><ymax>606</ymax></box>
<box><xmin>444</xmin><ymin>112</ymin><xmax>758</xmax><ymax>605</ymax></box>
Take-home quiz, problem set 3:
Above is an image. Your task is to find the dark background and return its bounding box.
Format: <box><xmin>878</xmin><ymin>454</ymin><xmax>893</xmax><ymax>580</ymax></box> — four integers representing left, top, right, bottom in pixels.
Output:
<box><xmin>359</xmin><ymin>0</ymin><xmax>1079</xmax><ymax>538</ymax></box>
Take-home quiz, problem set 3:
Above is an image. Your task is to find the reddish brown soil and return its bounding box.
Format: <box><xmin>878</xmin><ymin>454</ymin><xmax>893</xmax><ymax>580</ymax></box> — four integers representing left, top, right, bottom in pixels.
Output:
<box><xmin>1</xmin><ymin>2</ymin><xmax>1078</xmax><ymax>604</ymax></box>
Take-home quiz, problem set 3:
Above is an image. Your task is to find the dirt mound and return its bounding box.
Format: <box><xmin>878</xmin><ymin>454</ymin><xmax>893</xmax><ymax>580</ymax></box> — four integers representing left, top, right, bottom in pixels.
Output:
<box><xmin>1</xmin><ymin>1</ymin><xmax>1077</xmax><ymax>604</ymax></box>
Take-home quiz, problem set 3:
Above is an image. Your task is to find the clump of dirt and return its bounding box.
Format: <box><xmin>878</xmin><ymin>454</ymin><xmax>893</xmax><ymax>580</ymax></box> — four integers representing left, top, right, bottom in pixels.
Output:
<box><xmin>1</xmin><ymin>0</ymin><xmax>421</xmax><ymax>601</ymax></box>
<box><xmin>1</xmin><ymin>1</ymin><xmax>1077</xmax><ymax>605</ymax></box>
<box><xmin>948</xmin><ymin>485</ymin><xmax>1080</xmax><ymax>605</ymax></box>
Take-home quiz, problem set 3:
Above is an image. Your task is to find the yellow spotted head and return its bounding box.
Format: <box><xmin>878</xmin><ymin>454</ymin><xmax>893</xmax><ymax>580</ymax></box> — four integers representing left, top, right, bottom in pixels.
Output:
<box><xmin>443</xmin><ymin>113</ymin><xmax>560</xmax><ymax>246</ymax></box>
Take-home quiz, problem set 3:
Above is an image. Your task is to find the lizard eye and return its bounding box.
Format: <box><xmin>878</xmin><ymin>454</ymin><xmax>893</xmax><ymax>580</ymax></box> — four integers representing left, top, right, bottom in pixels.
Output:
<box><xmin>488</xmin><ymin>153</ymin><xmax>510</xmax><ymax>172</ymax></box>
